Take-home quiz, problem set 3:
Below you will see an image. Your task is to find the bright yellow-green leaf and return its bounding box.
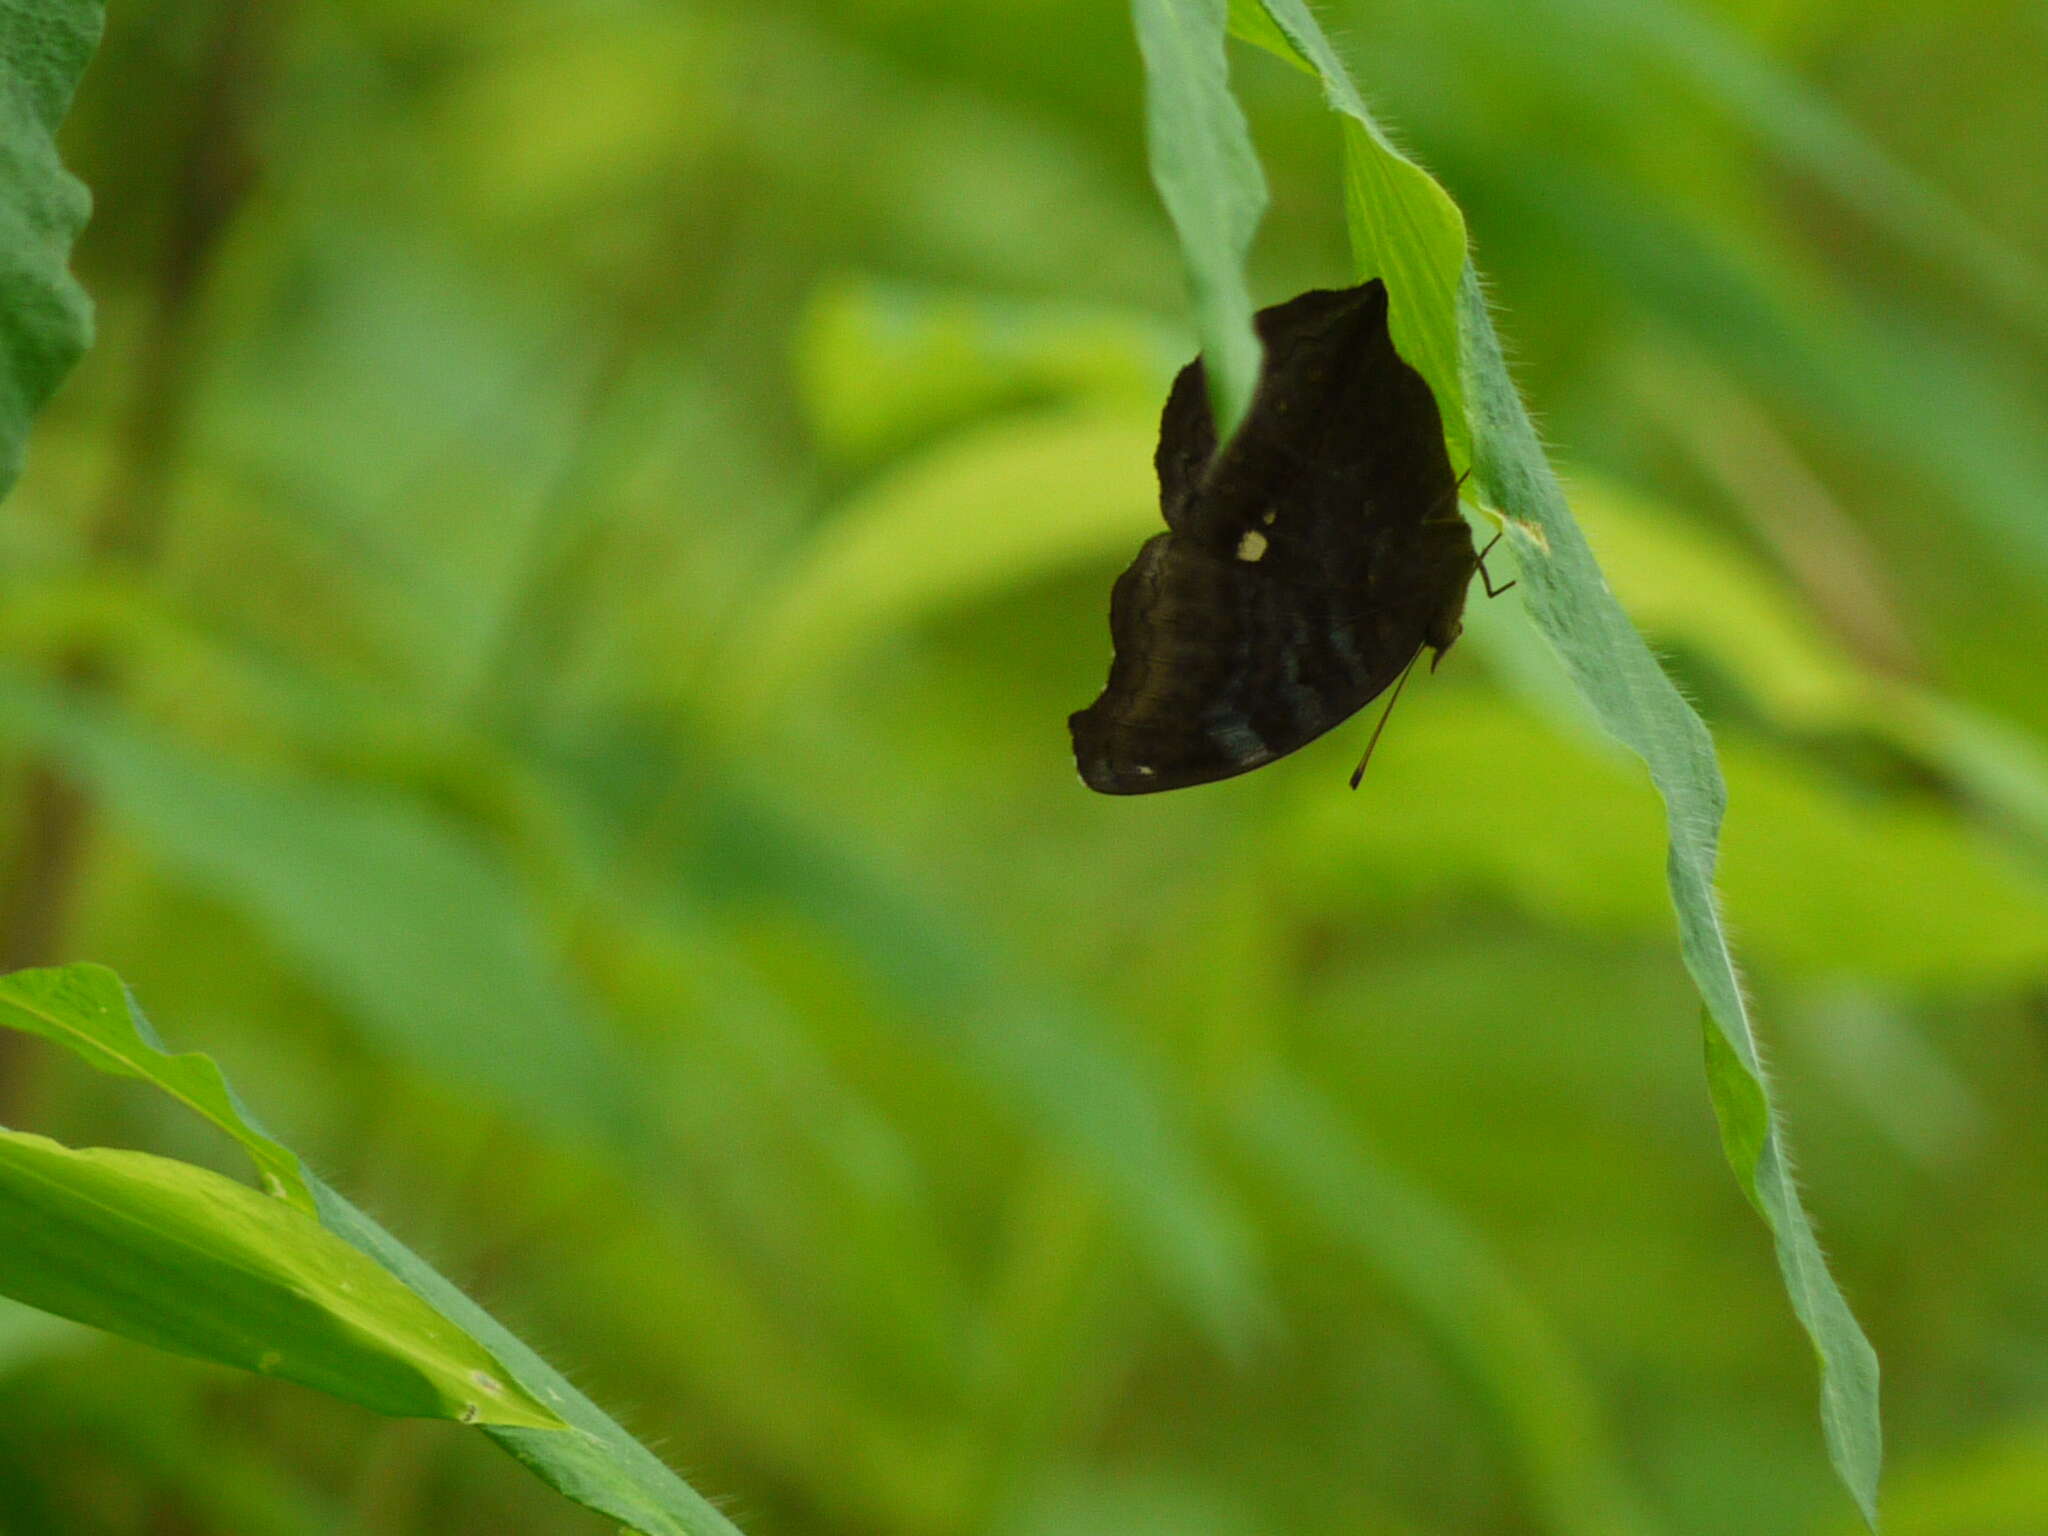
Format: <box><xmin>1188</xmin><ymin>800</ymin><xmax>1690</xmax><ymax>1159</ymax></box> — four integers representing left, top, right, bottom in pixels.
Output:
<box><xmin>0</xmin><ymin>964</ymin><xmax>315</xmax><ymax>1211</ymax></box>
<box><xmin>0</xmin><ymin>1129</ymin><xmax>561</xmax><ymax>1428</ymax></box>
<box><xmin>795</xmin><ymin>277</ymin><xmax>1171</xmax><ymax>466</ymax></box>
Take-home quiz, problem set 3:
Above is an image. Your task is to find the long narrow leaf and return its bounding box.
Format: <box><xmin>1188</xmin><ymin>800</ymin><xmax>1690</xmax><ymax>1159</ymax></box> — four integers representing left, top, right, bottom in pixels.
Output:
<box><xmin>0</xmin><ymin>965</ymin><xmax>314</xmax><ymax>1211</ymax></box>
<box><xmin>1229</xmin><ymin>0</ymin><xmax>1471</xmax><ymax>464</ymax></box>
<box><xmin>0</xmin><ymin>1128</ymin><xmax>561</xmax><ymax>1428</ymax></box>
<box><xmin>1147</xmin><ymin>5</ymin><xmax>1884</xmax><ymax>1520</ymax></box>
<box><xmin>1131</xmin><ymin>0</ymin><xmax>1265</xmax><ymax>435</ymax></box>
<box><xmin>1456</xmin><ymin>267</ymin><xmax>1880</xmax><ymax>1522</ymax></box>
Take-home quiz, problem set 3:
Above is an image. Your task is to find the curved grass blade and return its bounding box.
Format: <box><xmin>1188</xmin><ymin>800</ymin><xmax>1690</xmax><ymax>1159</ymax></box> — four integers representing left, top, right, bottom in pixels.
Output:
<box><xmin>0</xmin><ymin>0</ymin><xmax>101</xmax><ymax>500</ymax></box>
<box><xmin>0</xmin><ymin>965</ymin><xmax>314</xmax><ymax>1211</ymax></box>
<box><xmin>0</xmin><ymin>1128</ymin><xmax>561</xmax><ymax>1428</ymax></box>
<box><xmin>1458</xmin><ymin>267</ymin><xmax>1879</xmax><ymax>1525</ymax></box>
<box><xmin>0</xmin><ymin>965</ymin><xmax>748</xmax><ymax>1536</ymax></box>
<box><xmin>1131</xmin><ymin>0</ymin><xmax>1265</xmax><ymax>436</ymax></box>
<box><xmin>1155</xmin><ymin>5</ymin><xmax>1884</xmax><ymax>1520</ymax></box>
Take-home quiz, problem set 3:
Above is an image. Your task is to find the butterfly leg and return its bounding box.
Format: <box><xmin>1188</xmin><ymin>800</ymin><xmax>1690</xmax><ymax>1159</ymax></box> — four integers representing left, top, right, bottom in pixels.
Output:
<box><xmin>1476</xmin><ymin>531</ymin><xmax>1517</xmax><ymax>598</ymax></box>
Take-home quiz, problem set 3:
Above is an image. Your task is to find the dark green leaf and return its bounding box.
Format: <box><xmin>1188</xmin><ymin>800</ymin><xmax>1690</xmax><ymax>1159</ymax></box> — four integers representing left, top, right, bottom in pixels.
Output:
<box><xmin>0</xmin><ymin>0</ymin><xmax>100</xmax><ymax>499</ymax></box>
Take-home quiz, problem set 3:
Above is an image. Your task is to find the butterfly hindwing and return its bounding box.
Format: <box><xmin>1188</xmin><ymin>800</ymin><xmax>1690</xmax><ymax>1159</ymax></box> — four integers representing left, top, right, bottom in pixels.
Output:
<box><xmin>1071</xmin><ymin>533</ymin><xmax>1417</xmax><ymax>792</ymax></box>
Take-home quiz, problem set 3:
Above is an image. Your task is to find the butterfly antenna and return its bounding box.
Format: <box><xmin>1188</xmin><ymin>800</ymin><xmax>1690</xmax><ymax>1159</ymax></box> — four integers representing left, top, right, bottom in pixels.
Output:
<box><xmin>1349</xmin><ymin>648</ymin><xmax>1424</xmax><ymax>790</ymax></box>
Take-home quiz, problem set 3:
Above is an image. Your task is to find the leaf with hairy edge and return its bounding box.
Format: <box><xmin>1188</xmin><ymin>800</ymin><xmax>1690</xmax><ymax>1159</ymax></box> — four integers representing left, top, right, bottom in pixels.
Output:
<box><xmin>1701</xmin><ymin>1009</ymin><xmax>1769</xmax><ymax>1216</ymax></box>
<box><xmin>1140</xmin><ymin>3</ymin><xmax>1883</xmax><ymax>1520</ymax></box>
<box><xmin>1131</xmin><ymin>0</ymin><xmax>1265</xmax><ymax>437</ymax></box>
<box><xmin>1458</xmin><ymin>269</ymin><xmax>1880</xmax><ymax>1523</ymax></box>
<box><xmin>0</xmin><ymin>966</ymin><xmax>747</xmax><ymax>1536</ymax></box>
<box><xmin>0</xmin><ymin>1129</ymin><xmax>562</xmax><ymax>1428</ymax></box>
<box><xmin>0</xmin><ymin>0</ymin><xmax>101</xmax><ymax>499</ymax></box>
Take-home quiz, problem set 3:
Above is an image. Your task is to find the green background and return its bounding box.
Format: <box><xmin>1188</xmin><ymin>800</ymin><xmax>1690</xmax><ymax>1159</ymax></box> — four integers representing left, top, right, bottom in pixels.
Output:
<box><xmin>2</xmin><ymin>0</ymin><xmax>2045</xmax><ymax>1531</ymax></box>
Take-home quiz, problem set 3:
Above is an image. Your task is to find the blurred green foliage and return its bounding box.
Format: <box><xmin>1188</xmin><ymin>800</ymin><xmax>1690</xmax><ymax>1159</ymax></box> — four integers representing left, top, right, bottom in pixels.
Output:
<box><xmin>2</xmin><ymin>0</ymin><xmax>2046</xmax><ymax>1533</ymax></box>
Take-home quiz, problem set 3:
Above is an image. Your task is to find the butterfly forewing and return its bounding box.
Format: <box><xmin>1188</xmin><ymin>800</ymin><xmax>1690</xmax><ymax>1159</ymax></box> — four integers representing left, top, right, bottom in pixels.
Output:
<box><xmin>1070</xmin><ymin>279</ymin><xmax>1476</xmax><ymax>794</ymax></box>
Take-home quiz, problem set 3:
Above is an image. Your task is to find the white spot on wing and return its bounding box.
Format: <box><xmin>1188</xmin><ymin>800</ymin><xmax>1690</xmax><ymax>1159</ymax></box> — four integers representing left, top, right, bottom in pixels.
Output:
<box><xmin>1236</xmin><ymin>530</ymin><xmax>1269</xmax><ymax>562</ymax></box>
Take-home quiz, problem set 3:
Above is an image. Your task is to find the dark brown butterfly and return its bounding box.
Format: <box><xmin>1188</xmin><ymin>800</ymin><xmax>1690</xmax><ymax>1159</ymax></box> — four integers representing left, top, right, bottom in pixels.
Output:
<box><xmin>1069</xmin><ymin>279</ymin><xmax>1502</xmax><ymax>794</ymax></box>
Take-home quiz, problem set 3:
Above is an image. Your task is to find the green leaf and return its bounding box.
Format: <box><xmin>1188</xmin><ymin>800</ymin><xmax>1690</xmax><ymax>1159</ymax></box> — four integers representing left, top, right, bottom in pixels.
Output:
<box><xmin>0</xmin><ymin>964</ymin><xmax>748</xmax><ymax>1536</ymax></box>
<box><xmin>0</xmin><ymin>1128</ymin><xmax>562</xmax><ymax>1428</ymax></box>
<box><xmin>0</xmin><ymin>1295</ymin><xmax>84</xmax><ymax>1375</ymax></box>
<box><xmin>316</xmin><ymin>1192</ymin><xmax>753</xmax><ymax>1536</ymax></box>
<box><xmin>0</xmin><ymin>965</ymin><xmax>315</xmax><ymax>1212</ymax></box>
<box><xmin>0</xmin><ymin>0</ymin><xmax>100</xmax><ymax>500</ymax></box>
<box><xmin>1458</xmin><ymin>266</ymin><xmax>1880</xmax><ymax>1520</ymax></box>
<box><xmin>1700</xmin><ymin>1007</ymin><xmax>1769</xmax><ymax>1213</ymax></box>
<box><xmin>1130</xmin><ymin>0</ymin><xmax>1265</xmax><ymax>436</ymax></box>
<box><xmin>1153</xmin><ymin>4</ymin><xmax>1885</xmax><ymax>1520</ymax></box>
<box><xmin>1231</xmin><ymin>0</ymin><xmax>1472</xmax><ymax>465</ymax></box>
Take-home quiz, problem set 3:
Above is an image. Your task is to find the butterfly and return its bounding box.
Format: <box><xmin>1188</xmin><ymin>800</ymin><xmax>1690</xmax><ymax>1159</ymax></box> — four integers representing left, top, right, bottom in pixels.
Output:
<box><xmin>1069</xmin><ymin>279</ymin><xmax>1507</xmax><ymax>794</ymax></box>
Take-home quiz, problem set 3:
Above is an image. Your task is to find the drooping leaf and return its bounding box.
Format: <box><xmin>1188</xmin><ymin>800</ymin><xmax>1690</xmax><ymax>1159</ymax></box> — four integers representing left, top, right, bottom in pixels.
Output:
<box><xmin>1130</xmin><ymin>0</ymin><xmax>1265</xmax><ymax>436</ymax></box>
<box><xmin>1138</xmin><ymin>4</ymin><xmax>1884</xmax><ymax>1519</ymax></box>
<box><xmin>0</xmin><ymin>1128</ymin><xmax>561</xmax><ymax>1428</ymax></box>
<box><xmin>1457</xmin><ymin>264</ymin><xmax>1880</xmax><ymax>1521</ymax></box>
